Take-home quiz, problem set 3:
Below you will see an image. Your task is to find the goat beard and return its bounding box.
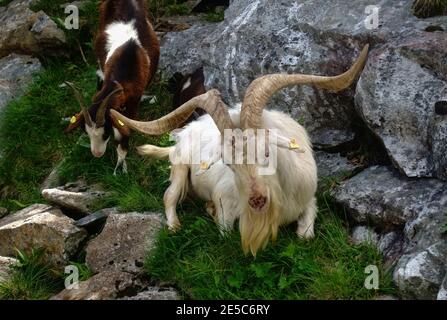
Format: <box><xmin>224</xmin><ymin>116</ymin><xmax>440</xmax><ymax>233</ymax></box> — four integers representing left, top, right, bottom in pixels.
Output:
<box><xmin>239</xmin><ymin>178</ymin><xmax>282</xmax><ymax>256</ymax></box>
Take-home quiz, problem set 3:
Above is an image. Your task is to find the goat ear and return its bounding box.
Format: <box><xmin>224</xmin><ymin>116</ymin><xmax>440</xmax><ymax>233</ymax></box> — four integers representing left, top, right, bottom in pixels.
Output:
<box><xmin>110</xmin><ymin>115</ymin><xmax>131</xmax><ymax>137</ymax></box>
<box><xmin>65</xmin><ymin>112</ymin><xmax>84</xmax><ymax>133</ymax></box>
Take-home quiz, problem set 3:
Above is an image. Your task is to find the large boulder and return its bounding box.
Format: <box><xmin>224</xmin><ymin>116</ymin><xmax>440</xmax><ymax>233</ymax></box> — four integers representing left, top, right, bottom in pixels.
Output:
<box><xmin>160</xmin><ymin>0</ymin><xmax>447</xmax><ymax>147</ymax></box>
<box><xmin>0</xmin><ymin>0</ymin><xmax>66</xmax><ymax>58</ymax></box>
<box><xmin>0</xmin><ymin>54</ymin><xmax>42</xmax><ymax>111</ymax></box>
<box><xmin>355</xmin><ymin>33</ymin><xmax>447</xmax><ymax>180</ymax></box>
<box><xmin>85</xmin><ymin>213</ymin><xmax>163</xmax><ymax>275</ymax></box>
<box><xmin>332</xmin><ymin>166</ymin><xmax>447</xmax><ymax>299</ymax></box>
<box><xmin>0</xmin><ymin>204</ymin><xmax>87</xmax><ymax>266</ymax></box>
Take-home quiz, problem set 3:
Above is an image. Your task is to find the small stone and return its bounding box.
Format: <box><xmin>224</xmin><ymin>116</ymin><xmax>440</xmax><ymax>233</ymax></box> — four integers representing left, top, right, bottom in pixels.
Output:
<box><xmin>0</xmin><ymin>0</ymin><xmax>66</xmax><ymax>58</ymax></box>
<box><xmin>42</xmin><ymin>181</ymin><xmax>108</xmax><ymax>215</ymax></box>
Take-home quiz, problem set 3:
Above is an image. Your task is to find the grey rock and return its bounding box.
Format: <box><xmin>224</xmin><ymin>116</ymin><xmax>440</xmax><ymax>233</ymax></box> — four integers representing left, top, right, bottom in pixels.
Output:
<box><xmin>351</xmin><ymin>226</ymin><xmax>378</xmax><ymax>245</ymax></box>
<box><xmin>42</xmin><ymin>181</ymin><xmax>108</xmax><ymax>215</ymax></box>
<box><xmin>394</xmin><ymin>242</ymin><xmax>447</xmax><ymax>300</ymax></box>
<box><xmin>331</xmin><ymin>166</ymin><xmax>447</xmax><ymax>227</ymax></box>
<box><xmin>333</xmin><ymin>166</ymin><xmax>447</xmax><ymax>299</ymax></box>
<box><xmin>0</xmin><ymin>0</ymin><xmax>66</xmax><ymax>58</ymax></box>
<box><xmin>0</xmin><ymin>54</ymin><xmax>42</xmax><ymax>111</ymax></box>
<box><xmin>315</xmin><ymin>151</ymin><xmax>359</xmax><ymax>179</ymax></box>
<box><xmin>0</xmin><ymin>204</ymin><xmax>87</xmax><ymax>266</ymax></box>
<box><xmin>160</xmin><ymin>22</ymin><xmax>217</xmax><ymax>79</ymax></box>
<box><xmin>355</xmin><ymin>33</ymin><xmax>447</xmax><ymax>180</ymax></box>
<box><xmin>50</xmin><ymin>270</ymin><xmax>147</xmax><ymax>300</ymax></box>
<box><xmin>0</xmin><ymin>256</ymin><xmax>18</xmax><ymax>283</ymax></box>
<box><xmin>85</xmin><ymin>213</ymin><xmax>164</xmax><ymax>275</ymax></box>
<box><xmin>119</xmin><ymin>287</ymin><xmax>179</xmax><ymax>300</ymax></box>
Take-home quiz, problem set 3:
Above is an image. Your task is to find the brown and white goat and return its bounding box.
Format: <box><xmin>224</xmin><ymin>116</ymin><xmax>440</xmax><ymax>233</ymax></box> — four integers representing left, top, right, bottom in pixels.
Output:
<box><xmin>65</xmin><ymin>0</ymin><xmax>159</xmax><ymax>174</ymax></box>
<box><xmin>111</xmin><ymin>45</ymin><xmax>369</xmax><ymax>255</ymax></box>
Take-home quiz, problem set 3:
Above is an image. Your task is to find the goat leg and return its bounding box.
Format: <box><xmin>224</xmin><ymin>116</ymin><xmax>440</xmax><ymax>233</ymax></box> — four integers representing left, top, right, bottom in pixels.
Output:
<box><xmin>164</xmin><ymin>164</ymin><xmax>189</xmax><ymax>232</ymax></box>
<box><xmin>297</xmin><ymin>197</ymin><xmax>317</xmax><ymax>239</ymax></box>
<box><xmin>114</xmin><ymin>137</ymin><xmax>129</xmax><ymax>175</ymax></box>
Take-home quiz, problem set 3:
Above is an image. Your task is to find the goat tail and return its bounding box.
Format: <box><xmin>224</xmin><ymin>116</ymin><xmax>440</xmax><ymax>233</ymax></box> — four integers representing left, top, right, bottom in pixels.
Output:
<box><xmin>137</xmin><ymin>144</ymin><xmax>174</xmax><ymax>160</ymax></box>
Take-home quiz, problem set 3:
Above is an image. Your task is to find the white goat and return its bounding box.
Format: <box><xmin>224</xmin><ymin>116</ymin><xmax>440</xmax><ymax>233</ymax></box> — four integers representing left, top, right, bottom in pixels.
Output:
<box><xmin>111</xmin><ymin>45</ymin><xmax>369</xmax><ymax>255</ymax></box>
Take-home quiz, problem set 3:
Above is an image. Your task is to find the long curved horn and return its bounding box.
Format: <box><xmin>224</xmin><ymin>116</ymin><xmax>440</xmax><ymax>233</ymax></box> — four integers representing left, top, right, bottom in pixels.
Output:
<box><xmin>110</xmin><ymin>89</ymin><xmax>234</xmax><ymax>135</ymax></box>
<box><xmin>240</xmin><ymin>44</ymin><xmax>369</xmax><ymax>129</ymax></box>
<box><xmin>65</xmin><ymin>81</ymin><xmax>93</xmax><ymax>127</ymax></box>
<box><xmin>96</xmin><ymin>87</ymin><xmax>123</xmax><ymax>127</ymax></box>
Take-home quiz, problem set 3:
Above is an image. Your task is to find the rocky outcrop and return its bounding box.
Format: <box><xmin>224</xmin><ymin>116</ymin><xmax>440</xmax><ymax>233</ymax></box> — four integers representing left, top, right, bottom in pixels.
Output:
<box><xmin>0</xmin><ymin>256</ymin><xmax>17</xmax><ymax>283</ymax></box>
<box><xmin>85</xmin><ymin>213</ymin><xmax>163</xmax><ymax>275</ymax></box>
<box><xmin>332</xmin><ymin>166</ymin><xmax>447</xmax><ymax>299</ymax></box>
<box><xmin>160</xmin><ymin>0</ymin><xmax>447</xmax><ymax>150</ymax></box>
<box><xmin>50</xmin><ymin>270</ymin><xmax>147</xmax><ymax>300</ymax></box>
<box><xmin>0</xmin><ymin>204</ymin><xmax>87</xmax><ymax>266</ymax></box>
<box><xmin>42</xmin><ymin>181</ymin><xmax>108</xmax><ymax>216</ymax></box>
<box><xmin>0</xmin><ymin>54</ymin><xmax>42</xmax><ymax>111</ymax></box>
<box><xmin>355</xmin><ymin>33</ymin><xmax>447</xmax><ymax>180</ymax></box>
<box><xmin>0</xmin><ymin>0</ymin><xmax>66</xmax><ymax>58</ymax></box>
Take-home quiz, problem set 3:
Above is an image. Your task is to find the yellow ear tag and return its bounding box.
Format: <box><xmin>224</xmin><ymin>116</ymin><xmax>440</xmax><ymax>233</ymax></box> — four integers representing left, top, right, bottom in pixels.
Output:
<box><xmin>200</xmin><ymin>161</ymin><xmax>210</xmax><ymax>170</ymax></box>
<box><xmin>289</xmin><ymin>138</ymin><xmax>300</xmax><ymax>150</ymax></box>
<box><xmin>70</xmin><ymin>116</ymin><xmax>77</xmax><ymax>124</ymax></box>
<box><xmin>118</xmin><ymin>119</ymin><xmax>125</xmax><ymax>127</ymax></box>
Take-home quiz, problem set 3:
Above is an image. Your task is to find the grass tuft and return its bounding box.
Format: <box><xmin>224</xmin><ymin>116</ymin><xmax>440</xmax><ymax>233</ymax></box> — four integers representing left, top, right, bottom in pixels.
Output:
<box><xmin>412</xmin><ymin>0</ymin><xmax>447</xmax><ymax>18</ymax></box>
<box><xmin>0</xmin><ymin>249</ymin><xmax>63</xmax><ymax>300</ymax></box>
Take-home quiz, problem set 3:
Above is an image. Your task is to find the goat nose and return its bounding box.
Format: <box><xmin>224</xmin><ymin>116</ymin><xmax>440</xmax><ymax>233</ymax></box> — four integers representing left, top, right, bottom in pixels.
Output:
<box><xmin>92</xmin><ymin>150</ymin><xmax>104</xmax><ymax>158</ymax></box>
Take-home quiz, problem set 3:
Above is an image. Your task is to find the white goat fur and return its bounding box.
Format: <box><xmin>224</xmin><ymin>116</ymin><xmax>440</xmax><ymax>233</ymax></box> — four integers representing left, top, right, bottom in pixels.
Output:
<box><xmin>138</xmin><ymin>106</ymin><xmax>318</xmax><ymax>250</ymax></box>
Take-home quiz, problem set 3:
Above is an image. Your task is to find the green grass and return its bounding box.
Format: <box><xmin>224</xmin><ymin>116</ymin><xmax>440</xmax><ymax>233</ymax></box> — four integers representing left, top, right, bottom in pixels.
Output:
<box><xmin>204</xmin><ymin>9</ymin><xmax>225</xmax><ymax>23</ymax></box>
<box><xmin>0</xmin><ymin>249</ymin><xmax>64</xmax><ymax>300</ymax></box>
<box><xmin>412</xmin><ymin>0</ymin><xmax>447</xmax><ymax>18</ymax></box>
<box><xmin>146</xmin><ymin>192</ymin><xmax>395</xmax><ymax>300</ymax></box>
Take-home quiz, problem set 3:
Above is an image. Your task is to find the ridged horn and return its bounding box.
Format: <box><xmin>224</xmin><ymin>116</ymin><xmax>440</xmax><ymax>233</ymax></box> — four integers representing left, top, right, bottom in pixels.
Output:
<box><xmin>65</xmin><ymin>81</ymin><xmax>93</xmax><ymax>127</ymax></box>
<box><xmin>240</xmin><ymin>44</ymin><xmax>369</xmax><ymax>129</ymax></box>
<box><xmin>96</xmin><ymin>87</ymin><xmax>123</xmax><ymax>127</ymax></box>
<box><xmin>110</xmin><ymin>89</ymin><xmax>234</xmax><ymax>136</ymax></box>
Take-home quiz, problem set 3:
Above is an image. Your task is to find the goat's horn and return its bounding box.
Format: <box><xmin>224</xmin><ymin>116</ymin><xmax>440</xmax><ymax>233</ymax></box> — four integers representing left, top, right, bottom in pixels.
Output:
<box><xmin>110</xmin><ymin>89</ymin><xmax>234</xmax><ymax>135</ymax></box>
<box><xmin>65</xmin><ymin>81</ymin><xmax>93</xmax><ymax>127</ymax></box>
<box><xmin>96</xmin><ymin>87</ymin><xmax>123</xmax><ymax>127</ymax></box>
<box><xmin>240</xmin><ymin>44</ymin><xmax>369</xmax><ymax>129</ymax></box>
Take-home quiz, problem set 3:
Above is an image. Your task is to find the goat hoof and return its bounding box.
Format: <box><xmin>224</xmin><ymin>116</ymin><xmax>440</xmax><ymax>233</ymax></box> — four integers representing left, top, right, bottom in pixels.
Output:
<box><xmin>168</xmin><ymin>220</ymin><xmax>181</xmax><ymax>232</ymax></box>
<box><xmin>297</xmin><ymin>227</ymin><xmax>314</xmax><ymax>239</ymax></box>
